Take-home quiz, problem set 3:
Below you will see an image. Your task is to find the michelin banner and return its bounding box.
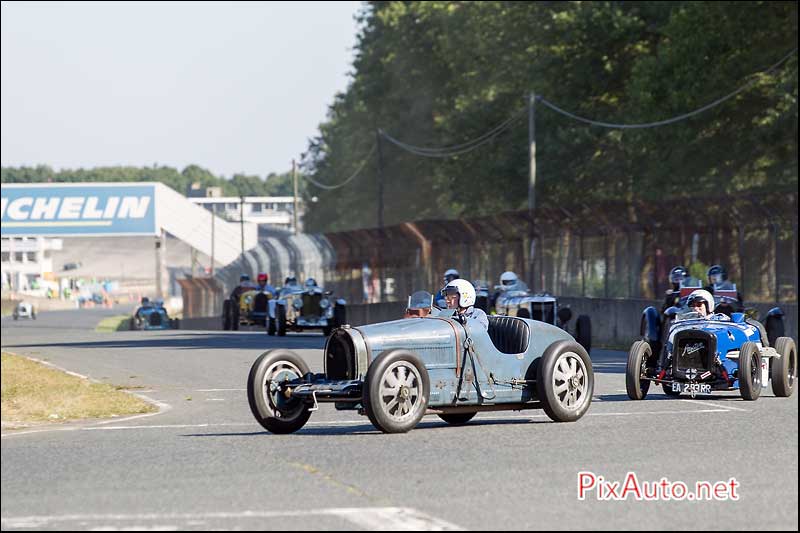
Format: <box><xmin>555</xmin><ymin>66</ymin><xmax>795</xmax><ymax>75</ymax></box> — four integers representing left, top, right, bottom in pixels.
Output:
<box><xmin>1</xmin><ymin>184</ymin><xmax>157</xmax><ymax>236</ymax></box>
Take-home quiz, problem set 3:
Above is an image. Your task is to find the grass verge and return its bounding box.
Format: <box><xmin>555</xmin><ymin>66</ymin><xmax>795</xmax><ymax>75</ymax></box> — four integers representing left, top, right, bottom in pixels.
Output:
<box><xmin>1</xmin><ymin>352</ymin><xmax>157</xmax><ymax>428</ymax></box>
<box><xmin>95</xmin><ymin>315</ymin><xmax>132</xmax><ymax>333</ymax></box>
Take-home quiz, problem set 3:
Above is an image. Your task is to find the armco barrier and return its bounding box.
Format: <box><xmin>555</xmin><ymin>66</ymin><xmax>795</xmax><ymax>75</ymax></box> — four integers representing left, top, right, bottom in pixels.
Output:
<box><xmin>179</xmin><ymin>298</ymin><xmax>796</xmax><ymax>349</ymax></box>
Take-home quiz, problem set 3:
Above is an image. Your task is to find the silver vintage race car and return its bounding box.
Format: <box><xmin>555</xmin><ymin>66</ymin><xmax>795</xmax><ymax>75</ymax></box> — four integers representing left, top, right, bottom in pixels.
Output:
<box><xmin>248</xmin><ymin>291</ymin><xmax>594</xmax><ymax>434</ymax></box>
<box><xmin>12</xmin><ymin>301</ymin><xmax>36</xmax><ymax>320</ymax></box>
<box><xmin>268</xmin><ymin>279</ymin><xmax>346</xmax><ymax>337</ymax></box>
<box><xmin>494</xmin><ymin>281</ymin><xmax>592</xmax><ymax>354</ymax></box>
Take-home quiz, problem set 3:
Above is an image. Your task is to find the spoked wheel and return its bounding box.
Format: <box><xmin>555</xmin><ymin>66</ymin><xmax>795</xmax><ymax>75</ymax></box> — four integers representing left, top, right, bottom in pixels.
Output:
<box><xmin>247</xmin><ymin>350</ymin><xmax>312</xmax><ymax>434</ymax></box>
<box><xmin>626</xmin><ymin>340</ymin><xmax>652</xmax><ymax>400</ymax></box>
<box><xmin>363</xmin><ymin>350</ymin><xmax>430</xmax><ymax>433</ymax></box>
<box><xmin>771</xmin><ymin>337</ymin><xmax>796</xmax><ymax>397</ymax></box>
<box><xmin>537</xmin><ymin>340</ymin><xmax>593</xmax><ymax>422</ymax></box>
<box><xmin>738</xmin><ymin>341</ymin><xmax>762</xmax><ymax>401</ymax></box>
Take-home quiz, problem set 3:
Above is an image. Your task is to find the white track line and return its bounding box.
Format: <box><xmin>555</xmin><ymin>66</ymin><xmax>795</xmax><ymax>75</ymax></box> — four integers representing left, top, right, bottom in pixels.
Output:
<box><xmin>678</xmin><ymin>399</ymin><xmax>750</xmax><ymax>412</ymax></box>
<box><xmin>0</xmin><ymin>507</ymin><xmax>464</xmax><ymax>531</ymax></box>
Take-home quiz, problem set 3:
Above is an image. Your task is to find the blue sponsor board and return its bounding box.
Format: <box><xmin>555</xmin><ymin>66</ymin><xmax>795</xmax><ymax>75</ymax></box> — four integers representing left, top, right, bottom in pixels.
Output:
<box><xmin>1</xmin><ymin>184</ymin><xmax>157</xmax><ymax>236</ymax></box>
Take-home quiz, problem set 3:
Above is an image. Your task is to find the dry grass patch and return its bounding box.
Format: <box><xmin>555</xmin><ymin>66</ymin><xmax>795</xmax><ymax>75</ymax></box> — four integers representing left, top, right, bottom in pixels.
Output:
<box><xmin>1</xmin><ymin>352</ymin><xmax>156</xmax><ymax>426</ymax></box>
<box><xmin>95</xmin><ymin>315</ymin><xmax>132</xmax><ymax>332</ymax></box>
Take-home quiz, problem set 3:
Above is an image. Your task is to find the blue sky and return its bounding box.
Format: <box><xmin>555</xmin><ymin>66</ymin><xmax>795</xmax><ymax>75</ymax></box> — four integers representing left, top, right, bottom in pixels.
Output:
<box><xmin>1</xmin><ymin>1</ymin><xmax>363</xmax><ymax>178</ymax></box>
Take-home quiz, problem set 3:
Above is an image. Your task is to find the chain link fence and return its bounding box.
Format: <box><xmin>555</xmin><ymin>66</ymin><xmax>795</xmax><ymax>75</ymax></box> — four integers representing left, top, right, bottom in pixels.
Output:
<box><xmin>322</xmin><ymin>193</ymin><xmax>797</xmax><ymax>306</ymax></box>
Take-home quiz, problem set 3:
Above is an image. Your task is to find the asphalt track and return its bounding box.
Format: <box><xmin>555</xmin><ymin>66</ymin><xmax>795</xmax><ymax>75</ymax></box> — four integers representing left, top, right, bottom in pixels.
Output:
<box><xmin>1</xmin><ymin>309</ymin><xmax>797</xmax><ymax>531</ymax></box>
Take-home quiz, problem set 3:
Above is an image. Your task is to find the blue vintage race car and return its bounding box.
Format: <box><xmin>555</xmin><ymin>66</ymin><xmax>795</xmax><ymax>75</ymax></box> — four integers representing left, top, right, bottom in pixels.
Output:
<box><xmin>641</xmin><ymin>281</ymin><xmax>786</xmax><ymax>353</ymax></box>
<box><xmin>130</xmin><ymin>301</ymin><xmax>178</xmax><ymax>331</ymax></box>
<box><xmin>627</xmin><ymin>310</ymin><xmax>796</xmax><ymax>401</ymax></box>
<box><xmin>248</xmin><ymin>296</ymin><xmax>594</xmax><ymax>433</ymax></box>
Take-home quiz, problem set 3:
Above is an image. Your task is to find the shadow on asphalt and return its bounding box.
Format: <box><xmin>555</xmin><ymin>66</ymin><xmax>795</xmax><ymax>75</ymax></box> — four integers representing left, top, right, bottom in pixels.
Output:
<box><xmin>181</xmin><ymin>417</ymin><xmax>553</xmax><ymax>438</ymax></box>
<box><xmin>2</xmin><ymin>332</ymin><xmax>327</xmax><ymax>351</ymax></box>
<box><xmin>598</xmin><ymin>393</ymin><xmax>759</xmax><ymax>402</ymax></box>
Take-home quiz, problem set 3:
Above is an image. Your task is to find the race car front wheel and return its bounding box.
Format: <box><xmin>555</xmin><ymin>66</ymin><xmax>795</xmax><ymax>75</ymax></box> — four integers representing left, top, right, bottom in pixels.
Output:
<box><xmin>738</xmin><ymin>342</ymin><xmax>762</xmax><ymax>401</ymax></box>
<box><xmin>626</xmin><ymin>341</ymin><xmax>651</xmax><ymax>400</ymax></box>
<box><xmin>537</xmin><ymin>340</ymin><xmax>593</xmax><ymax>422</ymax></box>
<box><xmin>247</xmin><ymin>349</ymin><xmax>312</xmax><ymax>434</ymax></box>
<box><xmin>771</xmin><ymin>337</ymin><xmax>796</xmax><ymax>397</ymax></box>
<box><xmin>363</xmin><ymin>349</ymin><xmax>430</xmax><ymax>433</ymax></box>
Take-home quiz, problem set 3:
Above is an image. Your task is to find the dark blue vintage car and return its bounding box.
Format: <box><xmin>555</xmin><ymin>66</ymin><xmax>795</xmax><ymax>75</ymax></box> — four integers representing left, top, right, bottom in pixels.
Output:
<box><xmin>641</xmin><ymin>281</ymin><xmax>787</xmax><ymax>353</ymax></box>
<box><xmin>248</xmin><ymin>299</ymin><xmax>594</xmax><ymax>434</ymax></box>
<box><xmin>130</xmin><ymin>300</ymin><xmax>178</xmax><ymax>331</ymax></box>
<box><xmin>627</xmin><ymin>310</ymin><xmax>796</xmax><ymax>401</ymax></box>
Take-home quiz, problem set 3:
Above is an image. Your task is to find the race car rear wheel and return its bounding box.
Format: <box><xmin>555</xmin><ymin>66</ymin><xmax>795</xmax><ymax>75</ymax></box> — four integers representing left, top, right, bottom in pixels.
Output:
<box><xmin>276</xmin><ymin>304</ymin><xmax>287</xmax><ymax>336</ymax></box>
<box><xmin>765</xmin><ymin>314</ymin><xmax>785</xmax><ymax>349</ymax></box>
<box><xmin>437</xmin><ymin>412</ymin><xmax>477</xmax><ymax>425</ymax></box>
<box><xmin>738</xmin><ymin>341</ymin><xmax>762</xmax><ymax>401</ymax></box>
<box><xmin>626</xmin><ymin>340</ymin><xmax>651</xmax><ymax>400</ymax></box>
<box><xmin>363</xmin><ymin>349</ymin><xmax>430</xmax><ymax>433</ymax></box>
<box><xmin>537</xmin><ymin>340</ymin><xmax>593</xmax><ymax>422</ymax></box>
<box><xmin>222</xmin><ymin>300</ymin><xmax>232</xmax><ymax>330</ymax></box>
<box><xmin>771</xmin><ymin>337</ymin><xmax>796</xmax><ymax>397</ymax></box>
<box><xmin>575</xmin><ymin>315</ymin><xmax>591</xmax><ymax>354</ymax></box>
<box><xmin>247</xmin><ymin>350</ymin><xmax>312</xmax><ymax>434</ymax></box>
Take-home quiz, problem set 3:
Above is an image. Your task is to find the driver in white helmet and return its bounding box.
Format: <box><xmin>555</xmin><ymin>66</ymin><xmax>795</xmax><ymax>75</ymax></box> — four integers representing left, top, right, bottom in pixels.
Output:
<box><xmin>442</xmin><ymin>279</ymin><xmax>489</xmax><ymax>331</ymax></box>
<box><xmin>490</xmin><ymin>271</ymin><xmax>520</xmax><ymax>311</ymax></box>
<box><xmin>686</xmin><ymin>289</ymin><xmax>729</xmax><ymax>321</ymax></box>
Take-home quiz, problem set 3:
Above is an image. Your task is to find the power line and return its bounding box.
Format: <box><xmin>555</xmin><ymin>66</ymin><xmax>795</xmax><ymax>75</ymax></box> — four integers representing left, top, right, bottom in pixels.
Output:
<box><xmin>302</xmin><ymin>144</ymin><xmax>376</xmax><ymax>190</ymax></box>
<box><xmin>537</xmin><ymin>47</ymin><xmax>798</xmax><ymax>129</ymax></box>
<box><xmin>380</xmin><ymin>107</ymin><xmax>527</xmax><ymax>157</ymax></box>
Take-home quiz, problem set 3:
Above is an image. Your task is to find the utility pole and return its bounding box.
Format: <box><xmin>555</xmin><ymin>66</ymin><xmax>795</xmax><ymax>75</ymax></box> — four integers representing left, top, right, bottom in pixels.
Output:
<box><xmin>239</xmin><ymin>196</ymin><xmax>245</xmax><ymax>258</ymax></box>
<box><xmin>528</xmin><ymin>92</ymin><xmax>538</xmax><ymax>290</ymax></box>
<box><xmin>292</xmin><ymin>159</ymin><xmax>299</xmax><ymax>235</ymax></box>
<box><xmin>528</xmin><ymin>92</ymin><xmax>537</xmax><ymax>213</ymax></box>
<box><xmin>376</xmin><ymin>129</ymin><xmax>385</xmax><ymax>229</ymax></box>
<box><xmin>375</xmin><ymin>129</ymin><xmax>386</xmax><ymax>302</ymax></box>
<box><xmin>210</xmin><ymin>203</ymin><xmax>216</xmax><ymax>276</ymax></box>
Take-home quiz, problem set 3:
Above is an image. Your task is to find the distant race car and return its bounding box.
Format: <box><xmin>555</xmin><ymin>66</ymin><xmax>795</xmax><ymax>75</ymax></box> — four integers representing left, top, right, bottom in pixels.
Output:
<box><xmin>223</xmin><ymin>288</ymin><xmax>273</xmax><ymax>330</ymax></box>
<box><xmin>130</xmin><ymin>301</ymin><xmax>178</xmax><ymax>330</ymax></box>
<box><xmin>268</xmin><ymin>280</ymin><xmax>346</xmax><ymax>336</ymax></box>
<box><xmin>12</xmin><ymin>302</ymin><xmax>36</xmax><ymax>320</ymax></box>
<box><xmin>627</xmin><ymin>309</ymin><xmax>796</xmax><ymax>401</ymax></box>
<box><xmin>247</xmin><ymin>298</ymin><xmax>594</xmax><ymax>434</ymax></box>
<box><xmin>494</xmin><ymin>281</ymin><xmax>591</xmax><ymax>354</ymax></box>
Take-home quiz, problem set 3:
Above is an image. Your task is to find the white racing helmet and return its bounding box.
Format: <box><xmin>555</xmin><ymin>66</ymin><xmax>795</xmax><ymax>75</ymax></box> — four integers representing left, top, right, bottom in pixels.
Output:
<box><xmin>500</xmin><ymin>271</ymin><xmax>518</xmax><ymax>287</ymax></box>
<box><xmin>443</xmin><ymin>279</ymin><xmax>476</xmax><ymax>308</ymax></box>
<box><xmin>687</xmin><ymin>289</ymin><xmax>715</xmax><ymax>316</ymax></box>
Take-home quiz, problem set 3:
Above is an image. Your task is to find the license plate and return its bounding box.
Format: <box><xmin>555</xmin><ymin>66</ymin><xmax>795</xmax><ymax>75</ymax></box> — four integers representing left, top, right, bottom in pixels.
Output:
<box><xmin>672</xmin><ymin>382</ymin><xmax>711</xmax><ymax>395</ymax></box>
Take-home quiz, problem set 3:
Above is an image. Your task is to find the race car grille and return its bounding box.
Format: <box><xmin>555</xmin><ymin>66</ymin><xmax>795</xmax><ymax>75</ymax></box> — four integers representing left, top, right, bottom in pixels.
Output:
<box><xmin>302</xmin><ymin>293</ymin><xmax>322</xmax><ymax>316</ymax></box>
<box><xmin>531</xmin><ymin>303</ymin><xmax>555</xmax><ymax>325</ymax></box>
<box><xmin>325</xmin><ymin>330</ymin><xmax>355</xmax><ymax>380</ymax></box>
<box><xmin>149</xmin><ymin>313</ymin><xmax>162</xmax><ymax>326</ymax></box>
<box><xmin>676</xmin><ymin>338</ymin><xmax>710</xmax><ymax>371</ymax></box>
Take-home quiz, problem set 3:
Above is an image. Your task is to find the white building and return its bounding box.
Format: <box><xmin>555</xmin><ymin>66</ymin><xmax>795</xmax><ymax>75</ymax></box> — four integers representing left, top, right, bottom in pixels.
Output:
<box><xmin>189</xmin><ymin>196</ymin><xmax>302</xmax><ymax>231</ymax></box>
<box><xmin>1</xmin><ymin>236</ymin><xmax>62</xmax><ymax>292</ymax></box>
